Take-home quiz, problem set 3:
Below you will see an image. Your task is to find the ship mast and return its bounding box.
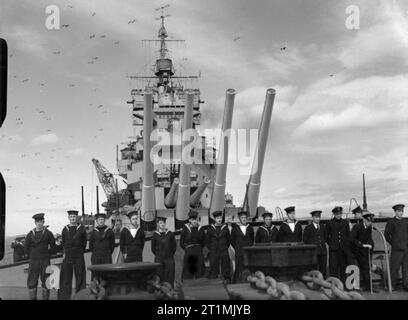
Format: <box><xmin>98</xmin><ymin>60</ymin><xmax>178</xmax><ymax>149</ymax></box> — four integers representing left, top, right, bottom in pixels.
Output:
<box><xmin>157</xmin><ymin>6</ymin><xmax>170</xmax><ymax>59</ymax></box>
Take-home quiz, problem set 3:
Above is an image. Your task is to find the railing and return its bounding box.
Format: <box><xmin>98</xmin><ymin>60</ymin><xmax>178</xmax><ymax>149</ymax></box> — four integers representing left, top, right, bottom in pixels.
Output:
<box><xmin>372</xmin><ymin>226</ymin><xmax>392</xmax><ymax>294</ymax></box>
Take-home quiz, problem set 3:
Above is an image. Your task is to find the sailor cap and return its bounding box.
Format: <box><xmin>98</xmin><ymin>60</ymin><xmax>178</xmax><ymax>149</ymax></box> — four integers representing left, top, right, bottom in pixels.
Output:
<box><xmin>32</xmin><ymin>213</ymin><xmax>45</xmax><ymax>221</ymax></box>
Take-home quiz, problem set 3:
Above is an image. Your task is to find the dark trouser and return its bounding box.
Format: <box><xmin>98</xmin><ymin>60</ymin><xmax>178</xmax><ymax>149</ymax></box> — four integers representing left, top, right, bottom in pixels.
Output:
<box><xmin>354</xmin><ymin>249</ymin><xmax>370</xmax><ymax>289</ymax></box>
<box><xmin>58</xmin><ymin>256</ymin><xmax>86</xmax><ymax>300</ymax></box>
<box><xmin>90</xmin><ymin>254</ymin><xmax>112</xmax><ymax>280</ymax></box>
<box><xmin>208</xmin><ymin>253</ymin><xmax>231</xmax><ymax>281</ymax></box>
<box><xmin>329</xmin><ymin>249</ymin><xmax>348</xmax><ymax>282</ymax></box>
<box><xmin>154</xmin><ymin>256</ymin><xmax>175</xmax><ymax>286</ymax></box>
<box><xmin>125</xmin><ymin>254</ymin><xmax>142</xmax><ymax>263</ymax></box>
<box><xmin>317</xmin><ymin>254</ymin><xmax>327</xmax><ymax>278</ymax></box>
<box><xmin>183</xmin><ymin>245</ymin><xmax>204</xmax><ymax>280</ymax></box>
<box><xmin>27</xmin><ymin>258</ymin><xmax>50</xmax><ymax>289</ymax></box>
<box><xmin>390</xmin><ymin>250</ymin><xmax>408</xmax><ymax>289</ymax></box>
<box><xmin>233</xmin><ymin>255</ymin><xmax>245</xmax><ymax>284</ymax></box>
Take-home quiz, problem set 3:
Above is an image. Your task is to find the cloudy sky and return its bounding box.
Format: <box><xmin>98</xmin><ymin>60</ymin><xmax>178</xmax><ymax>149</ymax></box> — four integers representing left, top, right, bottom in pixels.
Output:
<box><xmin>0</xmin><ymin>0</ymin><xmax>407</xmax><ymax>236</ymax></box>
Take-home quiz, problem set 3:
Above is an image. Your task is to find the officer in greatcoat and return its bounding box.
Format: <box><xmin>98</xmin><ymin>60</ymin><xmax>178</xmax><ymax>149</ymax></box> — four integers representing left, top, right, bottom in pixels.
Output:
<box><xmin>278</xmin><ymin>206</ymin><xmax>303</xmax><ymax>242</ymax></box>
<box><xmin>180</xmin><ymin>210</ymin><xmax>206</xmax><ymax>279</ymax></box>
<box><xmin>59</xmin><ymin>210</ymin><xmax>87</xmax><ymax>300</ymax></box>
<box><xmin>230</xmin><ymin>211</ymin><xmax>254</xmax><ymax>283</ymax></box>
<box><xmin>349</xmin><ymin>205</ymin><xmax>364</xmax><ymax>264</ymax></box>
<box><xmin>25</xmin><ymin>213</ymin><xmax>57</xmax><ymax>300</ymax></box>
<box><xmin>255</xmin><ymin>211</ymin><xmax>278</xmax><ymax>244</ymax></box>
<box><xmin>303</xmin><ymin>210</ymin><xmax>327</xmax><ymax>277</ymax></box>
<box><xmin>385</xmin><ymin>204</ymin><xmax>408</xmax><ymax>291</ymax></box>
<box><xmin>151</xmin><ymin>216</ymin><xmax>176</xmax><ymax>286</ymax></box>
<box><xmin>206</xmin><ymin>211</ymin><xmax>231</xmax><ymax>281</ymax></box>
<box><xmin>119</xmin><ymin>211</ymin><xmax>145</xmax><ymax>262</ymax></box>
<box><xmin>350</xmin><ymin>211</ymin><xmax>375</xmax><ymax>291</ymax></box>
<box><xmin>325</xmin><ymin>206</ymin><xmax>351</xmax><ymax>282</ymax></box>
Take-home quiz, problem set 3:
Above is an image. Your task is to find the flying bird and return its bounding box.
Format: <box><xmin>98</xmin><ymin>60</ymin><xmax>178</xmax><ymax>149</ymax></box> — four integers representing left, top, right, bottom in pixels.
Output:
<box><xmin>53</xmin><ymin>51</ymin><xmax>61</xmax><ymax>55</ymax></box>
<box><xmin>97</xmin><ymin>104</ymin><xmax>103</xmax><ymax>108</ymax></box>
<box><xmin>22</xmin><ymin>79</ymin><xmax>29</xmax><ymax>82</ymax></box>
<box><xmin>128</xmin><ymin>19</ymin><xmax>137</xmax><ymax>24</ymax></box>
<box><xmin>69</xmin><ymin>84</ymin><xmax>76</xmax><ymax>87</ymax></box>
<box><xmin>280</xmin><ymin>46</ymin><xmax>287</xmax><ymax>51</ymax></box>
<box><xmin>89</xmin><ymin>34</ymin><xmax>95</xmax><ymax>39</ymax></box>
<box><xmin>91</xmin><ymin>12</ymin><xmax>96</xmax><ymax>16</ymax></box>
<box><xmin>233</xmin><ymin>36</ymin><xmax>241</xmax><ymax>41</ymax></box>
<box><xmin>114</xmin><ymin>41</ymin><xmax>120</xmax><ymax>45</ymax></box>
<box><xmin>100</xmin><ymin>35</ymin><xmax>106</xmax><ymax>38</ymax></box>
<box><xmin>61</xmin><ymin>24</ymin><xmax>70</xmax><ymax>28</ymax></box>
<box><xmin>92</xmin><ymin>56</ymin><xmax>99</xmax><ymax>60</ymax></box>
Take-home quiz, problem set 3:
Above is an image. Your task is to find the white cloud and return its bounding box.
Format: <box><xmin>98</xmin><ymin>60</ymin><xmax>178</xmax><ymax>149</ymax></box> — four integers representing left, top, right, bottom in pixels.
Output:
<box><xmin>30</xmin><ymin>133</ymin><xmax>59</xmax><ymax>145</ymax></box>
<box><xmin>293</xmin><ymin>103</ymin><xmax>392</xmax><ymax>136</ymax></box>
<box><xmin>338</xmin><ymin>1</ymin><xmax>408</xmax><ymax>69</ymax></box>
<box><xmin>68</xmin><ymin>147</ymin><xmax>85</xmax><ymax>156</ymax></box>
<box><xmin>291</xmin><ymin>74</ymin><xmax>408</xmax><ymax>136</ymax></box>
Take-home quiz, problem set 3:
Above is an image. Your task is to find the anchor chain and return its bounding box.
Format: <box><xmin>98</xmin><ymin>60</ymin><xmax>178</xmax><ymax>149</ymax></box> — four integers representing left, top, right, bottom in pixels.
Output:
<box><xmin>247</xmin><ymin>270</ymin><xmax>364</xmax><ymax>300</ymax></box>
<box><xmin>147</xmin><ymin>275</ymin><xmax>178</xmax><ymax>300</ymax></box>
<box><xmin>300</xmin><ymin>270</ymin><xmax>364</xmax><ymax>300</ymax></box>
<box><xmin>247</xmin><ymin>271</ymin><xmax>306</xmax><ymax>300</ymax></box>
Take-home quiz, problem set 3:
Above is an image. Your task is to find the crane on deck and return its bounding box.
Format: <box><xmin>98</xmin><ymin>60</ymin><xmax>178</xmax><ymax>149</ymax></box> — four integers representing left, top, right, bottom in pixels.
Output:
<box><xmin>91</xmin><ymin>158</ymin><xmax>132</xmax><ymax>217</ymax></box>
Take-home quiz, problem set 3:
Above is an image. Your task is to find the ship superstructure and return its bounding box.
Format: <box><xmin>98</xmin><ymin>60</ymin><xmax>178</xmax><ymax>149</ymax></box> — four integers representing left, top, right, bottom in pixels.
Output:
<box><xmin>115</xmin><ymin>12</ymin><xmax>217</xmax><ymax>227</ymax></box>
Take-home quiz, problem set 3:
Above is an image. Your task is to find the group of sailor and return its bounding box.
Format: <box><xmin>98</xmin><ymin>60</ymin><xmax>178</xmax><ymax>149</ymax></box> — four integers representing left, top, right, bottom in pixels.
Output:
<box><xmin>23</xmin><ymin>203</ymin><xmax>408</xmax><ymax>299</ymax></box>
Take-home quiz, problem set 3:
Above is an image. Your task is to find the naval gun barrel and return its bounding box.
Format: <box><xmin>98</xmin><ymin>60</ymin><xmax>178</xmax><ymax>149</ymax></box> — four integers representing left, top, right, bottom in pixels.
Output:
<box><xmin>175</xmin><ymin>91</ymin><xmax>194</xmax><ymax>222</ymax></box>
<box><xmin>141</xmin><ymin>91</ymin><xmax>156</xmax><ymax>217</ymax></box>
<box><xmin>164</xmin><ymin>178</ymin><xmax>179</xmax><ymax>208</ymax></box>
<box><xmin>190</xmin><ymin>178</ymin><xmax>210</xmax><ymax>207</ymax></box>
<box><xmin>247</xmin><ymin>88</ymin><xmax>276</xmax><ymax>217</ymax></box>
<box><xmin>210</xmin><ymin>89</ymin><xmax>235</xmax><ymax>215</ymax></box>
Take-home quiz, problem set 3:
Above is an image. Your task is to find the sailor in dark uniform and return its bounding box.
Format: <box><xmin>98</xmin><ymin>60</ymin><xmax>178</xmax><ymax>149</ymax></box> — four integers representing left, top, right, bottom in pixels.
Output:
<box><xmin>303</xmin><ymin>210</ymin><xmax>327</xmax><ymax>277</ymax></box>
<box><xmin>119</xmin><ymin>211</ymin><xmax>145</xmax><ymax>262</ymax></box>
<box><xmin>59</xmin><ymin>210</ymin><xmax>87</xmax><ymax>300</ymax></box>
<box><xmin>350</xmin><ymin>211</ymin><xmax>375</xmax><ymax>291</ymax></box>
<box><xmin>255</xmin><ymin>211</ymin><xmax>278</xmax><ymax>244</ymax></box>
<box><xmin>180</xmin><ymin>210</ymin><xmax>205</xmax><ymax>279</ymax></box>
<box><xmin>326</xmin><ymin>206</ymin><xmax>351</xmax><ymax>282</ymax></box>
<box><xmin>24</xmin><ymin>213</ymin><xmax>57</xmax><ymax>300</ymax></box>
<box><xmin>151</xmin><ymin>216</ymin><xmax>176</xmax><ymax>286</ymax></box>
<box><xmin>278</xmin><ymin>206</ymin><xmax>303</xmax><ymax>242</ymax></box>
<box><xmin>385</xmin><ymin>204</ymin><xmax>408</xmax><ymax>291</ymax></box>
<box><xmin>231</xmin><ymin>211</ymin><xmax>254</xmax><ymax>283</ymax></box>
<box><xmin>89</xmin><ymin>213</ymin><xmax>115</xmax><ymax>278</ymax></box>
<box><xmin>206</xmin><ymin>211</ymin><xmax>231</xmax><ymax>281</ymax></box>
<box><xmin>352</xmin><ymin>206</ymin><xmax>363</xmax><ymax>221</ymax></box>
